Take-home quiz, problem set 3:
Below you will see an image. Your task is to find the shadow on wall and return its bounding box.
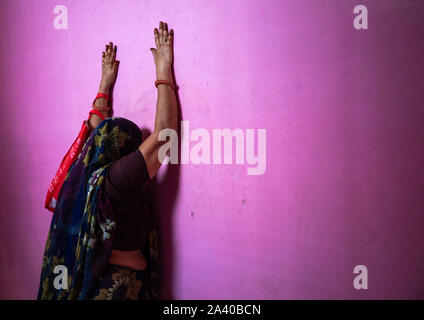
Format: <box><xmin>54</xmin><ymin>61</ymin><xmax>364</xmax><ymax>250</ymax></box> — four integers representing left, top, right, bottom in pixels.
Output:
<box><xmin>141</xmin><ymin>67</ymin><xmax>182</xmax><ymax>299</ymax></box>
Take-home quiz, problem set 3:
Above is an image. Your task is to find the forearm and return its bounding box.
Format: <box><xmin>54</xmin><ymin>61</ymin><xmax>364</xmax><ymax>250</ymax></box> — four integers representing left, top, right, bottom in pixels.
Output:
<box><xmin>95</xmin><ymin>83</ymin><xmax>112</xmax><ymax>118</ymax></box>
<box><xmin>154</xmin><ymin>66</ymin><xmax>178</xmax><ymax>132</ymax></box>
<box><xmin>87</xmin><ymin>83</ymin><xmax>111</xmax><ymax>131</ymax></box>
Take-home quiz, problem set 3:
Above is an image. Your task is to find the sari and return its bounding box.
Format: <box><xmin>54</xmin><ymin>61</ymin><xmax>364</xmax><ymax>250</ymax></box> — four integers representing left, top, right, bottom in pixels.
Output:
<box><xmin>37</xmin><ymin>117</ymin><xmax>159</xmax><ymax>300</ymax></box>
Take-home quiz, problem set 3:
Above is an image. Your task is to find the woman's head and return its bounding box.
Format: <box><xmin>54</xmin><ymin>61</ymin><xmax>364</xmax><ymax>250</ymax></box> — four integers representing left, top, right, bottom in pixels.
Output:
<box><xmin>82</xmin><ymin>117</ymin><xmax>142</xmax><ymax>170</ymax></box>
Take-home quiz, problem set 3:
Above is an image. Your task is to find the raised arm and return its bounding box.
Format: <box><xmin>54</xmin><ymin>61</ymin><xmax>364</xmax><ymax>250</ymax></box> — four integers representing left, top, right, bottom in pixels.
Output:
<box><xmin>139</xmin><ymin>21</ymin><xmax>178</xmax><ymax>179</ymax></box>
<box><xmin>88</xmin><ymin>42</ymin><xmax>119</xmax><ymax>131</ymax></box>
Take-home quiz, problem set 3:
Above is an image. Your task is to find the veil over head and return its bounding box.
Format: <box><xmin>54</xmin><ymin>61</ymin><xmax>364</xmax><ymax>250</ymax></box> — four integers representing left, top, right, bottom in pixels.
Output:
<box><xmin>38</xmin><ymin>117</ymin><xmax>146</xmax><ymax>299</ymax></box>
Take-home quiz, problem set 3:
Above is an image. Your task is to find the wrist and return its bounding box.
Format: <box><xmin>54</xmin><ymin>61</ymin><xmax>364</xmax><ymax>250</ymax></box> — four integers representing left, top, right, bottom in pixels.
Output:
<box><xmin>156</xmin><ymin>66</ymin><xmax>173</xmax><ymax>82</ymax></box>
<box><xmin>98</xmin><ymin>87</ymin><xmax>110</xmax><ymax>94</ymax></box>
<box><xmin>98</xmin><ymin>81</ymin><xmax>111</xmax><ymax>93</ymax></box>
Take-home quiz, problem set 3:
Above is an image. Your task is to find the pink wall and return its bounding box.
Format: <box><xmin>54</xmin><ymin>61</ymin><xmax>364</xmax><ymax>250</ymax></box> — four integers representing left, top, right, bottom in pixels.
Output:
<box><xmin>1</xmin><ymin>0</ymin><xmax>424</xmax><ymax>299</ymax></box>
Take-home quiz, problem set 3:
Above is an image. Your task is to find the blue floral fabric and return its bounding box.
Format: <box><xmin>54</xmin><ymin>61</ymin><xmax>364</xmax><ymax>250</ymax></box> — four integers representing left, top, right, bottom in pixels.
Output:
<box><xmin>37</xmin><ymin>117</ymin><xmax>158</xmax><ymax>300</ymax></box>
<box><xmin>92</xmin><ymin>264</ymin><xmax>148</xmax><ymax>300</ymax></box>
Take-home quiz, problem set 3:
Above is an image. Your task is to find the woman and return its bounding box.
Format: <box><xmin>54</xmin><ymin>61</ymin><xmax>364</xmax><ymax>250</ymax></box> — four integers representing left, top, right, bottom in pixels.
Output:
<box><xmin>37</xmin><ymin>21</ymin><xmax>178</xmax><ymax>300</ymax></box>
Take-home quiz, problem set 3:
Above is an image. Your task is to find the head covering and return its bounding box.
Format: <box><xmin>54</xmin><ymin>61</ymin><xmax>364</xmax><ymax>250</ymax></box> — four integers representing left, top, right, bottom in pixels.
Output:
<box><xmin>38</xmin><ymin>117</ymin><xmax>158</xmax><ymax>300</ymax></box>
<box><xmin>44</xmin><ymin>109</ymin><xmax>107</xmax><ymax>213</ymax></box>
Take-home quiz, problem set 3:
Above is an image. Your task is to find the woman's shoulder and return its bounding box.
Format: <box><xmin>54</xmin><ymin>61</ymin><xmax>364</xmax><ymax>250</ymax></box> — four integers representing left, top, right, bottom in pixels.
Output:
<box><xmin>104</xmin><ymin>148</ymin><xmax>150</xmax><ymax>203</ymax></box>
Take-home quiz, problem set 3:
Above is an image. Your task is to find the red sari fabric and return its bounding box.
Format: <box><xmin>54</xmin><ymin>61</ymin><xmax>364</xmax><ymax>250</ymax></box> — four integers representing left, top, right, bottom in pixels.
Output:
<box><xmin>44</xmin><ymin>109</ymin><xmax>106</xmax><ymax>212</ymax></box>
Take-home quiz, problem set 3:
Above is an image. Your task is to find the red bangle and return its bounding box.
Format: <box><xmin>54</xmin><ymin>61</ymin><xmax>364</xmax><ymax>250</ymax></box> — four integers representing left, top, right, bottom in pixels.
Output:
<box><xmin>155</xmin><ymin>80</ymin><xmax>176</xmax><ymax>90</ymax></box>
<box><xmin>89</xmin><ymin>109</ymin><xmax>106</xmax><ymax>121</ymax></box>
<box><xmin>92</xmin><ymin>92</ymin><xmax>111</xmax><ymax>111</ymax></box>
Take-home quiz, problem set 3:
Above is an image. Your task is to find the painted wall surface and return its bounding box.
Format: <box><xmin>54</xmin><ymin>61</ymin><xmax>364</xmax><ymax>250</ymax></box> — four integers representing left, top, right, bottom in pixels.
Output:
<box><xmin>0</xmin><ymin>0</ymin><xmax>423</xmax><ymax>299</ymax></box>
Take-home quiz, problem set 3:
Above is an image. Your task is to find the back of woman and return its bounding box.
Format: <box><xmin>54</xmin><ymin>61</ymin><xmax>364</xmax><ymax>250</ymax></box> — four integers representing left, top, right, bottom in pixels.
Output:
<box><xmin>38</xmin><ymin>21</ymin><xmax>177</xmax><ymax>300</ymax></box>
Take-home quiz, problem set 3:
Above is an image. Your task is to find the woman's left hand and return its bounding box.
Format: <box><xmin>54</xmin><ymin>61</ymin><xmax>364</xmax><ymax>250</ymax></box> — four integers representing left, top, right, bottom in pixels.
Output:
<box><xmin>100</xmin><ymin>42</ymin><xmax>119</xmax><ymax>92</ymax></box>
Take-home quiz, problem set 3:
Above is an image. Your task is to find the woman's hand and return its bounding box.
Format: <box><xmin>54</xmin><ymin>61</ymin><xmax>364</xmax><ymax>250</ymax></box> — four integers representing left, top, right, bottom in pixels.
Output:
<box><xmin>89</xmin><ymin>42</ymin><xmax>117</xmax><ymax>131</ymax></box>
<box><xmin>99</xmin><ymin>42</ymin><xmax>119</xmax><ymax>92</ymax></box>
<box><xmin>150</xmin><ymin>21</ymin><xmax>174</xmax><ymax>81</ymax></box>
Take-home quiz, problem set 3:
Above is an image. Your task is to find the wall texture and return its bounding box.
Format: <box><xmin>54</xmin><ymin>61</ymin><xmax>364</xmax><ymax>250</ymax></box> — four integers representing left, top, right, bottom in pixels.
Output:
<box><xmin>0</xmin><ymin>0</ymin><xmax>423</xmax><ymax>299</ymax></box>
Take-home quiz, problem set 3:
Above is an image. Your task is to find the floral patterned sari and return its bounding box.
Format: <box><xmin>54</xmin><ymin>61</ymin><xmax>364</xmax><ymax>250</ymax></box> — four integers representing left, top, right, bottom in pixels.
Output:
<box><xmin>38</xmin><ymin>117</ymin><xmax>159</xmax><ymax>300</ymax></box>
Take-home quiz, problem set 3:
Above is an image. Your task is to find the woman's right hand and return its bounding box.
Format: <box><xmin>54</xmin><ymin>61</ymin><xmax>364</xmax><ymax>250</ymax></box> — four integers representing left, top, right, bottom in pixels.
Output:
<box><xmin>150</xmin><ymin>21</ymin><xmax>174</xmax><ymax>80</ymax></box>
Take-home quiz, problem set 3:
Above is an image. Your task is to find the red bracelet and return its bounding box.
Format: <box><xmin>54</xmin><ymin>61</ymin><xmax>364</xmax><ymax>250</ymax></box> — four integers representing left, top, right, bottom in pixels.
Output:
<box><xmin>92</xmin><ymin>92</ymin><xmax>111</xmax><ymax>111</ymax></box>
<box><xmin>89</xmin><ymin>109</ymin><xmax>106</xmax><ymax>121</ymax></box>
<box><xmin>155</xmin><ymin>80</ymin><xmax>176</xmax><ymax>90</ymax></box>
